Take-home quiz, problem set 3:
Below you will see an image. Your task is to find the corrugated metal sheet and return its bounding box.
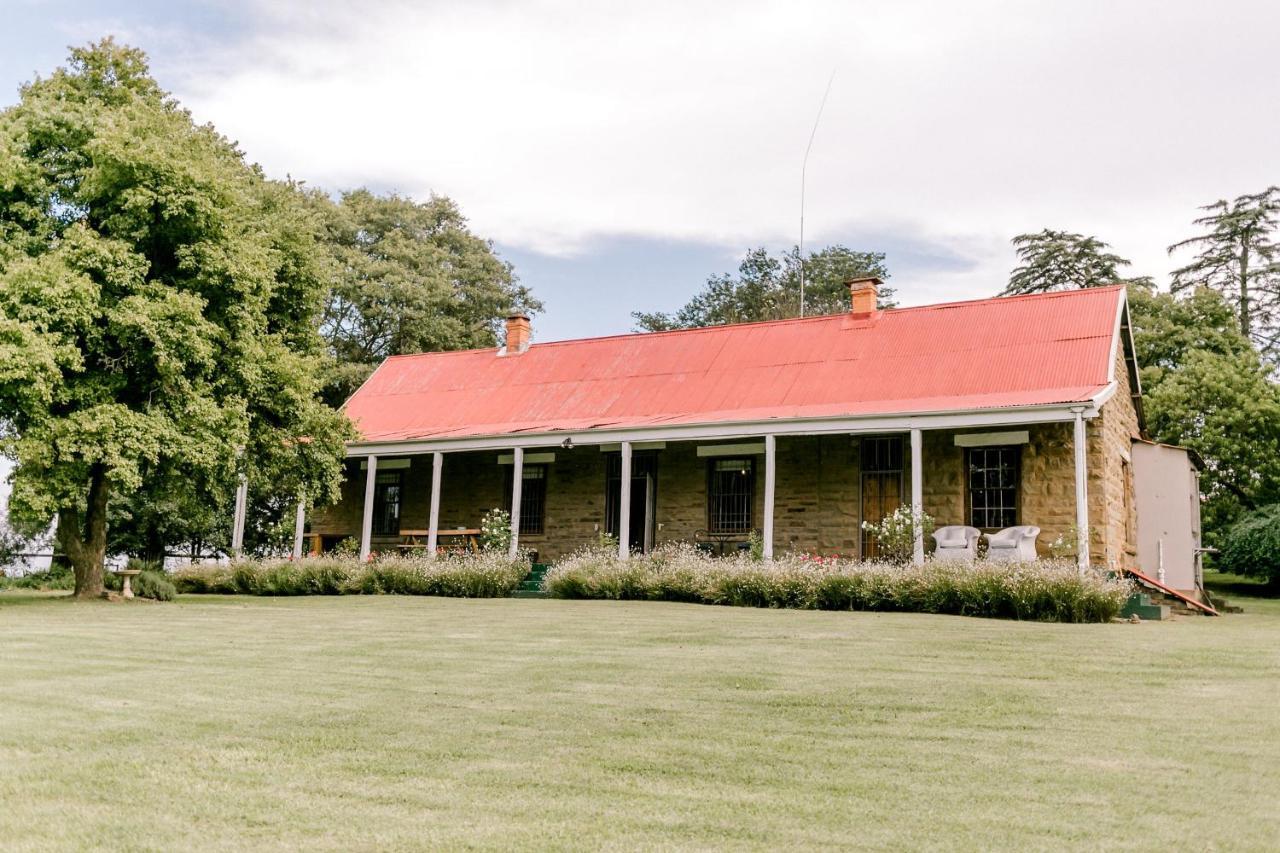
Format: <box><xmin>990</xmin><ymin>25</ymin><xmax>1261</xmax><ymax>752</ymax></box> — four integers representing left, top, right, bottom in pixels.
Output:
<box><xmin>345</xmin><ymin>286</ymin><xmax>1124</xmax><ymax>442</ymax></box>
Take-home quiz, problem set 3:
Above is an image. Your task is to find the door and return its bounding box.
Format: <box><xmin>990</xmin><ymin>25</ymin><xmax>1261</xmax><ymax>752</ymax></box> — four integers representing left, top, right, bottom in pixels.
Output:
<box><xmin>606</xmin><ymin>453</ymin><xmax>657</xmax><ymax>552</ymax></box>
<box><xmin>859</xmin><ymin>436</ymin><xmax>904</xmax><ymax>559</ymax></box>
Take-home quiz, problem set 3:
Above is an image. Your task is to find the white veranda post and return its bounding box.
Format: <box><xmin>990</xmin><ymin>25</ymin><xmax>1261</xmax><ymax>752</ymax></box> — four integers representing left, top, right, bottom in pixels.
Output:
<box><xmin>291</xmin><ymin>497</ymin><xmax>306</xmax><ymax>560</ymax></box>
<box><xmin>762</xmin><ymin>434</ymin><xmax>776</xmax><ymax>560</ymax></box>
<box><xmin>359</xmin><ymin>454</ymin><xmax>377</xmax><ymax>561</ymax></box>
<box><xmin>910</xmin><ymin>428</ymin><xmax>924</xmax><ymax>565</ymax></box>
<box><xmin>509</xmin><ymin>447</ymin><xmax>524</xmax><ymax>559</ymax></box>
<box><xmin>427</xmin><ymin>452</ymin><xmax>443</xmax><ymax>559</ymax></box>
<box><xmin>617</xmin><ymin>441</ymin><xmax>632</xmax><ymax>560</ymax></box>
<box><xmin>231</xmin><ymin>474</ymin><xmax>248</xmax><ymax>559</ymax></box>
<box><xmin>1072</xmin><ymin>407</ymin><xmax>1090</xmax><ymax>570</ymax></box>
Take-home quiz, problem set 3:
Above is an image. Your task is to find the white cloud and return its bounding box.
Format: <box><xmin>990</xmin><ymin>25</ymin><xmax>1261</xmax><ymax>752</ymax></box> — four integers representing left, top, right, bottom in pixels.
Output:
<box><xmin>158</xmin><ymin>0</ymin><xmax>1279</xmax><ymax>304</ymax></box>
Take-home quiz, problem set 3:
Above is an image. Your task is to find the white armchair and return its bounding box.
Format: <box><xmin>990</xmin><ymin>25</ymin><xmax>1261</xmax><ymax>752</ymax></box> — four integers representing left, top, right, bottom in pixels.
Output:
<box><xmin>931</xmin><ymin>525</ymin><xmax>981</xmax><ymax>561</ymax></box>
<box><xmin>983</xmin><ymin>526</ymin><xmax>1041</xmax><ymax>562</ymax></box>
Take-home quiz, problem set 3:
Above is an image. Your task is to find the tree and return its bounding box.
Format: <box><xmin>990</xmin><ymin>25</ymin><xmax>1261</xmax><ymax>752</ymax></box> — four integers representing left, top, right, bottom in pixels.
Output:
<box><xmin>316</xmin><ymin>189</ymin><xmax>540</xmax><ymax>405</ymax></box>
<box><xmin>1126</xmin><ymin>285</ymin><xmax>1255</xmax><ymax>391</ymax></box>
<box><xmin>1143</xmin><ymin>349</ymin><xmax>1280</xmax><ymax>542</ymax></box>
<box><xmin>1002</xmin><ymin>230</ymin><xmax>1153</xmax><ymax>296</ymax></box>
<box><xmin>0</xmin><ymin>40</ymin><xmax>351</xmax><ymax>597</ymax></box>
<box><xmin>1168</xmin><ymin>187</ymin><xmax>1280</xmax><ymax>358</ymax></box>
<box><xmin>1127</xmin><ymin>284</ymin><xmax>1280</xmax><ymax>542</ymax></box>
<box><xmin>632</xmin><ymin>245</ymin><xmax>893</xmax><ymax>331</ymax></box>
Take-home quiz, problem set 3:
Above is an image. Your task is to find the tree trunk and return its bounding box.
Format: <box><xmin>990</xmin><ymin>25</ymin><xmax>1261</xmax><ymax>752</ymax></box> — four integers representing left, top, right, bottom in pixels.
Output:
<box><xmin>58</xmin><ymin>465</ymin><xmax>111</xmax><ymax>599</ymax></box>
<box><xmin>142</xmin><ymin>521</ymin><xmax>166</xmax><ymax>566</ymax></box>
<box><xmin>1239</xmin><ymin>241</ymin><xmax>1252</xmax><ymax>339</ymax></box>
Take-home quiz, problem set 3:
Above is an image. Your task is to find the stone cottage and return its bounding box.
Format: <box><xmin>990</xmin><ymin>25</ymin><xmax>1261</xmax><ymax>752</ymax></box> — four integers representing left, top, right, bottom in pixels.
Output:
<box><xmin>308</xmin><ymin>280</ymin><xmax>1161</xmax><ymax>574</ymax></box>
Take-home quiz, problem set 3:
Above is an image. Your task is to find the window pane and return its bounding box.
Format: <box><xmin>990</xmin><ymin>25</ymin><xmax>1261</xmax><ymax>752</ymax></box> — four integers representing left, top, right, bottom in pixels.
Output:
<box><xmin>967</xmin><ymin>446</ymin><xmax>1019</xmax><ymax>529</ymax></box>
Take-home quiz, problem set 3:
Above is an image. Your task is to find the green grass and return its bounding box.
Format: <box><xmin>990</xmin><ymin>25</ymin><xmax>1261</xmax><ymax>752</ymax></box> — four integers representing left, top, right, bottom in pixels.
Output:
<box><xmin>1</xmin><ymin>591</ymin><xmax>1278</xmax><ymax>850</ymax></box>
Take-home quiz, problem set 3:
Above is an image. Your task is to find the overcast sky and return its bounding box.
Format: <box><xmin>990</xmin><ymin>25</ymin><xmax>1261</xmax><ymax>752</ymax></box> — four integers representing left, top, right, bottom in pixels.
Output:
<box><xmin>3</xmin><ymin>0</ymin><xmax>1279</xmax><ymax>343</ymax></box>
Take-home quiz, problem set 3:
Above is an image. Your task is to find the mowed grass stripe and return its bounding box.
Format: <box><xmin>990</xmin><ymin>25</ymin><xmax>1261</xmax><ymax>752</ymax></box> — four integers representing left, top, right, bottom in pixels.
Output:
<box><xmin>0</xmin><ymin>593</ymin><xmax>1277</xmax><ymax>850</ymax></box>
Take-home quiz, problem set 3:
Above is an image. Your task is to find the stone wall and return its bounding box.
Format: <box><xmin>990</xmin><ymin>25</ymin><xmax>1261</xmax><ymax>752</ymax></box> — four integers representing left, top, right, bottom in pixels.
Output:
<box><xmin>312</xmin><ymin>390</ymin><xmax>1141</xmax><ymax>564</ymax></box>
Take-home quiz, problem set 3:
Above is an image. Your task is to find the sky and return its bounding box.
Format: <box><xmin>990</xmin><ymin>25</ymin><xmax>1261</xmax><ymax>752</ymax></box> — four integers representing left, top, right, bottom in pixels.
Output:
<box><xmin>4</xmin><ymin>0</ymin><xmax>1278</xmax><ymax>342</ymax></box>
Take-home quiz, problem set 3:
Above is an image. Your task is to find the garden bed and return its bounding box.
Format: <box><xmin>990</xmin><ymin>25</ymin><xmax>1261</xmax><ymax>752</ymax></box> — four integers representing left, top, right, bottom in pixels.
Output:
<box><xmin>173</xmin><ymin>552</ymin><xmax>528</xmax><ymax>598</ymax></box>
<box><xmin>543</xmin><ymin>545</ymin><xmax>1132</xmax><ymax>623</ymax></box>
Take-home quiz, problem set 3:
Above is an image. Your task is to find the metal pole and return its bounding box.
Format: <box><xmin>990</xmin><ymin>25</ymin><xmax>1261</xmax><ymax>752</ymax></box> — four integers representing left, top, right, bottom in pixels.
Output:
<box><xmin>910</xmin><ymin>428</ymin><xmax>924</xmax><ymax>565</ymax></box>
<box><xmin>427</xmin><ymin>452</ymin><xmax>443</xmax><ymax>559</ymax></box>
<box><xmin>509</xmin><ymin>447</ymin><xmax>524</xmax><ymax>559</ymax></box>
<box><xmin>359</xmin><ymin>455</ymin><xmax>377</xmax><ymax>561</ymax></box>
<box><xmin>292</xmin><ymin>497</ymin><xmax>305</xmax><ymax>560</ymax></box>
<box><xmin>762</xmin><ymin>434</ymin><xmax>776</xmax><ymax>560</ymax></box>
<box><xmin>231</xmin><ymin>474</ymin><xmax>248</xmax><ymax>559</ymax></box>
<box><xmin>1072</xmin><ymin>408</ymin><xmax>1090</xmax><ymax>571</ymax></box>
<box><xmin>618</xmin><ymin>441</ymin><xmax>632</xmax><ymax>560</ymax></box>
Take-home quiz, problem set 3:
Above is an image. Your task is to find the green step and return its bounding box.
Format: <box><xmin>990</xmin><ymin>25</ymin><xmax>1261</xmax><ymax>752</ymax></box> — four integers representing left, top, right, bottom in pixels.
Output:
<box><xmin>1121</xmin><ymin>593</ymin><xmax>1170</xmax><ymax>621</ymax></box>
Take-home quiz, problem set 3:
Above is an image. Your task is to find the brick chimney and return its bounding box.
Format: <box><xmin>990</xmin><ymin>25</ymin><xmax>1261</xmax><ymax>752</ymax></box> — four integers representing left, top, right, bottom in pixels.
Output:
<box><xmin>846</xmin><ymin>276</ymin><xmax>883</xmax><ymax>317</ymax></box>
<box><xmin>503</xmin><ymin>314</ymin><xmax>531</xmax><ymax>354</ymax></box>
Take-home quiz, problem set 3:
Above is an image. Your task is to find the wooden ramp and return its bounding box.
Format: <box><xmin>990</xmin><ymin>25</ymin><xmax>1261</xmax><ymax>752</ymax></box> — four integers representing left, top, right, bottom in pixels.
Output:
<box><xmin>1123</xmin><ymin>566</ymin><xmax>1219</xmax><ymax>616</ymax></box>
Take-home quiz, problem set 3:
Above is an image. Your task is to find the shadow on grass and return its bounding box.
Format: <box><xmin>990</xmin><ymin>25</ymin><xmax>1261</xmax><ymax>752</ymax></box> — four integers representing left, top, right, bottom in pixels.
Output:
<box><xmin>1204</xmin><ymin>570</ymin><xmax>1280</xmax><ymax>600</ymax></box>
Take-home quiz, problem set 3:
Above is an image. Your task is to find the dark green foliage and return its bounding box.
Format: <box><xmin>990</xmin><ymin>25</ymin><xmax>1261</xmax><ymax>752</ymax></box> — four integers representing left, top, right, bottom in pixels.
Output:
<box><xmin>1168</xmin><ymin>187</ymin><xmax>1280</xmax><ymax>359</ymax></box>
<box><xmin>131</xmin><ymin>570</ymin><xmax>175</xmax><ymax>601</ymax></box>
<box><xmin>632</xmin><ymin>245</ymin><xmax>893</xmax><ymax>331</ymax></box>
<box><xmin>0</xmin><ymin>39</ymin><xmax>352</xmax><ymax>595</ymax></box>
<box><xmin>1218</xmin><ymin>504</ymin><xmax>1280</xmax><ymax>586</ymax></box>
<box><xmin>1002</xmin><ymin>230</ymin><xmax>1152</xmax><ymax>296</ymax></box>
<box><xmin>315</xmin><ymin>189</ymin><xmax>541</xmax><ymax>406</ymax></box>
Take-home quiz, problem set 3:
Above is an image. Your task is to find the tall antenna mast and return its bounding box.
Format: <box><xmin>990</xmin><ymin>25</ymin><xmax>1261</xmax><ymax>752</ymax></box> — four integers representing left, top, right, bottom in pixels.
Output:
<box><xmin>799</xmin><ymin>69</ymin><xmax>836</xmax><ymax>318</ymax></box>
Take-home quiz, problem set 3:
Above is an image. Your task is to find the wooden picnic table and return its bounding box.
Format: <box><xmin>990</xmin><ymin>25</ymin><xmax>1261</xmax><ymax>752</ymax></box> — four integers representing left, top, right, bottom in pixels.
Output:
<box><xmin>397</xmin><ymin>528</ymin><xmax>481</xmax><ymax>553</ymax></box>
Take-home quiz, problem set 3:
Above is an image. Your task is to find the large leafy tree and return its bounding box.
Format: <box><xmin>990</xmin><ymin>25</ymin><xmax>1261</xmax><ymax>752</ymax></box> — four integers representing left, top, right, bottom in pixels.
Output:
<box><xmin>316</xmin><ymin>189</ymin><xmax>539</xmax><ymax>405</ymax></box>
<box><xmin>1168</xmin><ymin>187</ymin><xmax>1280</xmax><ymax>358</ymax></box>
<box><xmin>632</xmin><ymin>245</ymin><xmax>893</xmax><ymax>331</ymax></box>
<box><xmin>0</xmin><ymin>40</ymin><xmax>351</xmax><ymax>596</ymax></box>
<box><xmin>1001</xmin><ymin>229</ymin><xmax>1152</xmax><ymax>296</ymax></box>
<box><xmin>1127</xmin><ymin>285</ymin><xmax>1280</xmax><ymax>541</ymax></box>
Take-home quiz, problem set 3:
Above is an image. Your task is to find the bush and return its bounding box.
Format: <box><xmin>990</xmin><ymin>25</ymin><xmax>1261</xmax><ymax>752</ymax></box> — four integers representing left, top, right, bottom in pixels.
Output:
<box><xmin>542</xmin><ymin>546</ymin><xmax>1131</xmax><ymax>623</ymax></box>
<box><xmin>1219</xmin><ymin>504</ymin><xmax>1280</xmax><ymax>586</ymax></box>
<box><xmin>0</xmin><ymin>571</ymin><xmax>74</xmax><ymax>591</ymax></box>
<box><xmin>132</xmin><ymin>570</ymin><xmax>176</xmax><ymax>601</ymax></box>
<box><xmin>173</xmin><ymin>552</ymin><xmax>529</xmax><ymax>598</ymax></box>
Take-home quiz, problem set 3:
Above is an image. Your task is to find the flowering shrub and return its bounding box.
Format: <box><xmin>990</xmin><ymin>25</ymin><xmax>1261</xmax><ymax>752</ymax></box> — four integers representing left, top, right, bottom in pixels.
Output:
<box><xmin>173</xmin><ymin>552</ymin><xmax>529</xmax><ymax>598</ymax></box>
<box><xmin>480</xmin><ymin>508</ymin><xmax>512</xmax><ymax>553</ymax></box>
<box><xmin>543</xmin><ymin>546</ymin><xmax>1132</xmax><ymax>623</ymax></box>
<box><xmin>861</xmin><ymin>505</ymin><xmax>935</xmax><ymax>564</ymax></box>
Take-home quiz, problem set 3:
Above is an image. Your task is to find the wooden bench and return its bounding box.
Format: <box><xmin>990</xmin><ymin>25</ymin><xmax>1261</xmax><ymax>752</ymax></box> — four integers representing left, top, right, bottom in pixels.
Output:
<box><xmin>396</xmin><ymin>529</ymin><xmax>481</xmax><ymax>553</ymax></box>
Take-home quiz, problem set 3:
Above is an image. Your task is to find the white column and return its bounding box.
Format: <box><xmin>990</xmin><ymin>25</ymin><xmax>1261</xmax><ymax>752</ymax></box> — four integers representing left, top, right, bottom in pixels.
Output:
<box><xmin>617</xmin><ymin>441</ymin><xmax>632</xmax><ymax>560</ymax></box>
<box><xmin>1072</xmin><ymin>408</ymin><xmax>1090</xmax><ymax>570</ymax></box>
<box><xmin>292</xmin><ymin>497</ymin><xmax>306</xmax><ymax>560</ymax></box>
<box><xmin>762</xmin><ymin>434</ymin><xmax>776</xmax><ymax>560</ymax></box>
<box><xmin>231</xmin><ymin>474</ymin><xmax>248</xmax><ymax>559</ymax></box>
<box><xmin>359</xmin><ymin>454</ymin><xmax>377</xmax><ymax>561</ymax></box>
<box><xmin>427</xmin><ymin>451</ymin><xmax>443</xmax><ymax>559</ymax></box>
<box><xmin>910</xmin><ymin>428</ymin><xmax>924</xmax><ymax>565</ymax></box>
<box><xmin>509</xmin><ymin>447</ymin><xmax>524</xmax><ymax>559</ymax></box>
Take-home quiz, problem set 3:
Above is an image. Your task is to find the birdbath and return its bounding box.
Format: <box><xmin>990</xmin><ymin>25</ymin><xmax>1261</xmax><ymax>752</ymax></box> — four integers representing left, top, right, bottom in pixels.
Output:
<box><xmin>113</xmin><ymin>568</ymin><xmax>141</xmax><ymax>600</ymax></box>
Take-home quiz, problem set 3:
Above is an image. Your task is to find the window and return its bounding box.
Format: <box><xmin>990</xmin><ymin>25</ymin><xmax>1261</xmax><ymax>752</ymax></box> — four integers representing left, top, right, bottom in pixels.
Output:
<box><xmin>371</xmin><ymin>471</ymin><xmax>403</xmax><ymax>536</ymax></box>
<box><xmin>506</xmin><ymin>464</ymin><xmax>548</xmax><ymax>535</ymax></box>
<box><xmin>707</xmin><ymin>458</ymin><xmax>754</xmax><ymax>534</ymax></box>
<box><xmin>860</xmin><ymin>436</ymin><xmax>904</xmax><ymax>558</ymax></box>
<box><xmin>967</xmin><ymin>446</ymin><xmax>1020</xmax><ymax>529</ymax></box>
<box><xmin>1122</xmin><ymin>458</ymin><xmax>1135</xmax><ymax>548</ymax></box>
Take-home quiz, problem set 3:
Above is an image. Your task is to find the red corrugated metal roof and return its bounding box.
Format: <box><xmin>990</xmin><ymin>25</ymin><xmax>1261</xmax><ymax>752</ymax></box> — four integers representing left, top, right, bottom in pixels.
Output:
<box><xmin>345</xmin><ymin>286</ymin><xmax>1124</xmax><ymax>442</ymax></box>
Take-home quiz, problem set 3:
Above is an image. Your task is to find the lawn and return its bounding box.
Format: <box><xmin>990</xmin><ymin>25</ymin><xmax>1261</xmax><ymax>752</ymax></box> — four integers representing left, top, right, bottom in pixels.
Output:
<box><xmin>1</xmin><ymin>586</ymin><xmax>1277</xmax><ymax>850</ymax></box>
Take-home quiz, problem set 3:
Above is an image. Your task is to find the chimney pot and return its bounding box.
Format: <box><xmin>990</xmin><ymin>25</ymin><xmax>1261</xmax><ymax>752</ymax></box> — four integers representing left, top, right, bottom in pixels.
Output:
<box><xmin>504</xmin><ymin>314</ymin><xmax>531</xmax><ymax>354</ymax></box>
<box><xmin>845</xmin><ymin>276</ymin><xmax>883</xmax><ymax>316</ymax></box>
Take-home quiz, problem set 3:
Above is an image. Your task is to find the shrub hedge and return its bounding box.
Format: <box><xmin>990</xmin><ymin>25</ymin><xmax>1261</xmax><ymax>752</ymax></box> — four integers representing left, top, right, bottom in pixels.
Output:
<box><xmin>173</xmin><ymin>553</ymin><xmax>529</xmax><ymax>598</ymax></box>
<box><xmin>543</xmin><ymin>544</ymin><xmax>1132</xmax><ymax>623</ymax></box>
<box><xmin>1218</xmin><ymin>503</ymin><xmax>1280</xmax><ymax>586</ymax></box>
